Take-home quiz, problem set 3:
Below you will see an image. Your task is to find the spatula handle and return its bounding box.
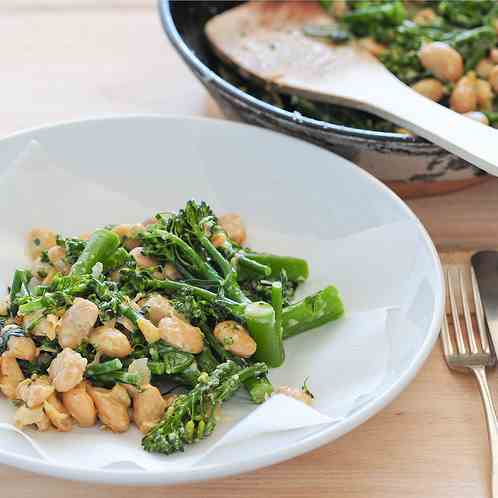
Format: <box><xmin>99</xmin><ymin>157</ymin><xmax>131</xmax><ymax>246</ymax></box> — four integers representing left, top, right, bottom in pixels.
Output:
<box><xmin>365</xmin><ymin>81</ymin><xmax>498</xmax><ymax>176</ymax></box>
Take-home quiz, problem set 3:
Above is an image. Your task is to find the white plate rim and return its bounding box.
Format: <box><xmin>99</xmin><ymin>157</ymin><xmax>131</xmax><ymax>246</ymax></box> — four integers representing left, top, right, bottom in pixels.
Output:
<box><xmin>0</xmin><ymin>114</ymin><xmax>445</xmax><ymax>485</ymax></box>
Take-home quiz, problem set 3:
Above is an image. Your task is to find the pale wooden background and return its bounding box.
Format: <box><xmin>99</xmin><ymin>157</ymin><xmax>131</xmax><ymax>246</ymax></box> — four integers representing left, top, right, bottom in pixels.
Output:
<box><xmin>3</xmin><ymin>2</ymin><xmax>498</xmax><ymax>497</ymax></box>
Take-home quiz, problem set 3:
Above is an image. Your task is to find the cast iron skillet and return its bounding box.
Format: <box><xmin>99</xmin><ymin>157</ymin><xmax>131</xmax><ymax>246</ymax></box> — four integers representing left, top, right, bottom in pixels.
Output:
<box><xmin>159</xmin><ymin>1</ymin><xmax>485</xmax><ymax>197</ymax></box>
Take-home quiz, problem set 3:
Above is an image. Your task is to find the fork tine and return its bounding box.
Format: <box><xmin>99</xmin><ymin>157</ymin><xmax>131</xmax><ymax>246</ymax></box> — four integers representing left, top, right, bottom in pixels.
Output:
<box><xmin>447</xmin><ymin>266</ymin><xmax>467</xmax><ymax>354</ymax></box>
<box><xmin>441</xmin><ymin>311</ymin><xmax>454</xmax><ymax>358</ymax></box>
<box><xmin>459</xmin><ymin>267</ymin><xmax>479</xmax><ymax>353</ymax></box>
<box><xmin>471</xmin><ymin>266</ymin><xmax>491</xmax><ymax>354</ymax></box>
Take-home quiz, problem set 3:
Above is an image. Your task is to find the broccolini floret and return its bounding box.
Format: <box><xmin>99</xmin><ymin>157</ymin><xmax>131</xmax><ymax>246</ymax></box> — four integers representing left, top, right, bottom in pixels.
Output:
<box><xmin>142</xmin><ymin>360</ymin><xmax>268</xmax><ymax>454</ymax></box>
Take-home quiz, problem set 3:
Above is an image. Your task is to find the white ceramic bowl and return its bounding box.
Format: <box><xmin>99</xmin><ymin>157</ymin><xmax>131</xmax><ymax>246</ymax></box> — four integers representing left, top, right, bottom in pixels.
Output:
<box><xmin>0</xmin><ymin>116</ymin><xmax>443</xmax><ymax>485</ymax></box>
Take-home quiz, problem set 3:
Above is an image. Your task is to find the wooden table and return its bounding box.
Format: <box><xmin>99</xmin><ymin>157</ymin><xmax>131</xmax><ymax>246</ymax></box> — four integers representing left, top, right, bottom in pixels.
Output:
<box><xmin>3</xmin><ymin>2</ymin><xmax>498</xmax><ymax>497</ymax></box>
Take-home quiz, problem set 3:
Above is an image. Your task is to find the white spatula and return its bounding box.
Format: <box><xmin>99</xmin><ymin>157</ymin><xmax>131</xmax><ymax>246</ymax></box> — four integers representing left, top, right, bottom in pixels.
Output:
<box><xmin>206</xmin><ymin>1</ymin><xmax>498</xmax><ymax>176</ymax></box>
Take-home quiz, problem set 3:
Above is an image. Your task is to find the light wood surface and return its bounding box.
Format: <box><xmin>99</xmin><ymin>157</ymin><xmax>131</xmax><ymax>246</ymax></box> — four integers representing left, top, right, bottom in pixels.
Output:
<box><xmin>3</xmin><ymin>2</ymin><xmax>498</xmax><ymax>498</ymax></box>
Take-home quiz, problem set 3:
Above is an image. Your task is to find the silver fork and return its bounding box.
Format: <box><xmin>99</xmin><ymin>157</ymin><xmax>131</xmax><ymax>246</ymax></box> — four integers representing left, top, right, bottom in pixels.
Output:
<box><xmin>441</xmin><ymin>265</ymin><xmax>498</xmax><ymax>497</ymax></box>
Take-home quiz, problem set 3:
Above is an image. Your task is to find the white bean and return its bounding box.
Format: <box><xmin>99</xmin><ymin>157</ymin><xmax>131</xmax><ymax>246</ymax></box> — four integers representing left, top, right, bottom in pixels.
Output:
<box><xmin>47</xmin><ymin>245</ymin><xmax>70</xmax><ymax>274</ymax></box>
<box><xmin>16</xmin><ymin>375</ymin><xmax>54</xmax><ymax>408</ymax></box>
<box><xmin>139</xmin><ymin>293</ymin><xmax>175</xmax><ymax>324</ymax></box>
<box><xmin>133</xmin><ymin>384</ymin><xmax>166</xmax><ymax>433</ymax></box>
<box><xmin>419</xmin><ymin>42</ymin><xmax>463</xmax><ymax>82</ymax></box>
<box><xmin>0</xmin><ymin>352</ymin><xmax>25</xmax><ymax>399</ymax></box>
<box><xmin>413</xmin><ymin>8</ymin><xmax>437</xmax><ymax>25</ymax></box>
<box><xmin>48</xmin><ymin>348</ymin><xmax>87</xmax><ymax>393</ymax></box>
<box><xmin>26</xmin><ymin>313</ymin><xmax>59</xmax><ymax>340</ymax></box>
<box><xmin>476</xmin><ymin>58</ymin><xmax>495</xmax><ymax>78</ymax></box>
<box><xmin>62</xmin><ymin>381</ymin><xmax>97</xmax><ymax>427</ymax></box>
<box><xmin>88</xmin><ymin>384</ymin><xmax>130</xmax><ymax>432</ymax></box>
<box><xmin>476</xmin><ymin>79</ymin><xmax>494</xmax><ymax>110</ymax></box>
<box><xmin>488</xmin><ymin>65</ymin><xmax>498</xmax><ymax>92</ymax></box>
<box><xmin>15</xmin><ymin>404</ymin><xmax>51</xmax><ymax>431</ymax></box>
<box><xmin>450</xmin><ymin>74</ymin><xmax>477</xmax><ymax>113</ymax></box>
<box><xmin>57</xmin><ymin>297</ymin><xmax>99</xmax><ymax>348</ymax></box>
<box><xmin>27</xmin><ymin>228</ymin><xmax>57</xmax><ymax>260</ymax></box>
<box><xmin>89</xmin><ymin>326</ymin><xmax>132</xmax><ymax>358</ymax></box>
<box><xmin>130</xmin><ymin>247</ymin><xmax>158</xmax><ymax>268</ymax></box>
<box><xmin>275</xmin><ymin>386</ymin><xmax>313</xmax><ymax>405</ymax></box>
<box><xmin>411</xmin><ymin>78</ymin><xmax>444</xmax><ymax>102</ymax></box>
<box><xmin>158</xmin><ymin>315</ymin><xmax>204</xmax><ymax>353</ymax></box>
<box><xmin>8</xmin><ymin>335</ymin><xmax>37</xmax><ymax>361</ymax></box>
<box><xmin>43</xmin><ymin>392</ymin><xmax>73</xmax><ymax>432</ymax></box>
<box><xmin>218</xmin><ymin>214</ymin><xmax>247</xmax><ymax>245</ymax></box>
<box><xmin>214</xmin><ymin>321</ymin><xmax>257</xmax><ymax>358</ymax></box>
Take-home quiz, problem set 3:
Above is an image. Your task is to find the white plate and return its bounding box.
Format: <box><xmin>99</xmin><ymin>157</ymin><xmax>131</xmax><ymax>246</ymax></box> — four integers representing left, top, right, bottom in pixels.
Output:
<box><xmin>0</xmin><ymin>116</ymin><xmax>444</xmax><ymax>485</ymax></box>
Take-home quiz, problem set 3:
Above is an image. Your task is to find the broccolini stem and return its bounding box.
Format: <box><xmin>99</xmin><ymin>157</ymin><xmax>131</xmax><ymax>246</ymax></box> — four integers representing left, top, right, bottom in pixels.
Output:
<box><xmin>18</xmin><ymin>279</ymin><xmax>91</xmax><ymax>315</ymax></box>
<box><xmin>282</xmin><ymin>285</ymin><xmax>344</xmax><ymax>339</ymax></box>
<box><xmin>272</xmin><ymin>281</ymin><xmax>284</xmax><ymax>340</ymax></box>
<box><xmin>244</xmin><ymin>252</ymin><xmax>309</xmax><ymax>282</ymax></box>
<box><xmin>243</xmin><ymin>375</ymin><xmax>273</xmax><ymax>403</ymax></box>
<box><xmin>94</xmin><ymin>371</ymin><xmax>140</xmax><ymax>387</ymax></box>
<box><xmin>172</xmin><ymin>361</ymin><xmax>202</xmax><ymax>386</ymax></box>
<box><xmin>235</xmin><ymin>254</ymin><xmax>272</xmax><ymax>280</ymax></box>
<box><xmin>70</xmin><ymin>229</ymin><xmax>120</xmax><ymax>276</ymax></box>
<box><xmin>149</xmin><ymin>280</ymin><xmax>247</xmax><ymax>316</ymax></box>
<box><xmin>196</xmin><ymin>230</ymin><xmax>233</xmax><ymax>277</ymax></box>
<box><xmin>245</xmin><ymin>301</ymin><xmax>285</xmax><ymax>368</ymax></box>
<box><xmin>189</xmin><ymin>228</ymin><xmax>252</xmax><ymax>305</ymax></box>
<box><xmin>102</xmin><ymin>247</ymin><xmax>131</xmax><ymax>272</ymax></box>
<box><xmin>142</xmin><ymin>360</ymin><xmax>268</xmax><ymax>455</ymax></box>
<box><xmin>210</xmin><ymin>227</ymin><xmax>271</xmax><ymax>280</ymax></box>
<box><xmin>162</xmin><ymin>231</ymin><xmax>221</xmax><ymax>283</ymax></box>
<box><xmin>9</xmin><ymin>268</ymin><xmax>31</xmax><ymax>315</ymax></box>
<box><xmin>86</xmin><ymin>359</ymin><xmax>122</xmax><ymax>377</ymax></box>
<box><xmin>119</xmin><ymin>304</ymin><xmax>143</xmax><ymax>326</ymax></box>
<box><xmin>196</xmin><ymin>346</ymin><xmax>219</xmax><ymax>374</ymax></box>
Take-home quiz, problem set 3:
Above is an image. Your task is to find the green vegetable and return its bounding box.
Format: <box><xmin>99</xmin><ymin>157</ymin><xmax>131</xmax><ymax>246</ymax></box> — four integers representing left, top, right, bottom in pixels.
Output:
<box><xmin>196</xmin><ymin>346</ymin><xmax>219</xmax><ymax>374</ymax></box>
<box><xmin>162</xmin><ymin>348</ymin><xmax>194</xmax><ymax>374</ymax></box>
<box><xmin>102</xmin><ymin>247</ymin><xmax>133</xmax><ymax>272</ymax></box>
<box><xmin>10</xmin><ymin>268</ymin><xmax>31</xmax><ymax>315</ymax></box>
<box><xmin>142</xmin><ymin>360</ymin><xmax>268</xmax><ymax>454</ymax></box>
<box><xmin>172</xmin><ymin>361</ymin><xmax>202</xmax><ymax>387</ymax></box>
<box><xmin>342</xmin><ymin>0</ymin><xmax>406</xmax><ymax>40</ymax></box>
<box><xmin>244</xmin><ymin>253</ymin><xmax>309</xmax><ymax>282</ymax></box>
<box><xmin>272</xmin><ymin>281</ymin><xmax>284</xmax><ymax>341</ymax></box>
<box><xmin>57</xmin><ymin>236</ymin><xmax>87</xmax><ymax>264</ymax></box>
<box><xmin>202</xmin><ymin>323</ymin><xmax>273</xmax><ymax>403</ymax></box>
<box><xmin>242</xmin><ymin>375</ymin><xmax>273</xmax><ymax>403</ymax></box>
<box><xmin>213</xmin><ymin>0</ymin><xmax>498</xmax><ymax>131</ymax></box>
<box><xmin>234</xmin><ymin>255</ymin><xmax>272</xmax><ymax>281</ymax></box>
<box><xmin>95</xmin><ymin>371</ymin><xmax>141</xmax><ymax>388</ymax></box>
<box><xmin>245</xmin><ymin>301</ymin><xmax>285</xmax><ymax>368</ymax></box>
<box><xmin>484</xmin><ymin>111</ymin><xmax>498</xmax><ymax>127</ymax></box>
<box><xmin>438</xmin><ymin>0</ymin><xmax>495</xmax><ymax>28</ymax></box>
<box><xmin>86</xmin><ymin>359</ymin><xmax>122</xmax><ymax>377</ymax></box>
<box><xmin>450</xmin><ymin>26</ymin><xmax>497</xmax><ymax>71</ymax></box>
<box><xmin>282</xmin><ymin>286</ymin><xmax>344</xmax><ymax>339</ymax></box>
<box><xmin>85</xmin><ymin>358</ymin><xmax>142</xmax><ymax>387</ymax></box>
<box><xmin>70</xmin><ymin>229</ymin><xmax>120</xmax><ymax>276</ymax></box>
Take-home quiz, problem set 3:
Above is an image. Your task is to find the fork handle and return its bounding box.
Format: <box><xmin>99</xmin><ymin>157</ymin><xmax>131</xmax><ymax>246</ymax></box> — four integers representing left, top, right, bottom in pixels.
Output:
<box><xmin>472</xmin><ymin>366</ymin><xmax>498</xmax><ymax>497</ymax></box>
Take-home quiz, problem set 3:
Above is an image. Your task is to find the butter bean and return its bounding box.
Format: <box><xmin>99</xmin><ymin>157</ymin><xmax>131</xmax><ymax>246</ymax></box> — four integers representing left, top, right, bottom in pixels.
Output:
<box><xmin>419</xmin><ymin>42</ymin><xmax>463</xmax><ymax>82</ymax></box>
